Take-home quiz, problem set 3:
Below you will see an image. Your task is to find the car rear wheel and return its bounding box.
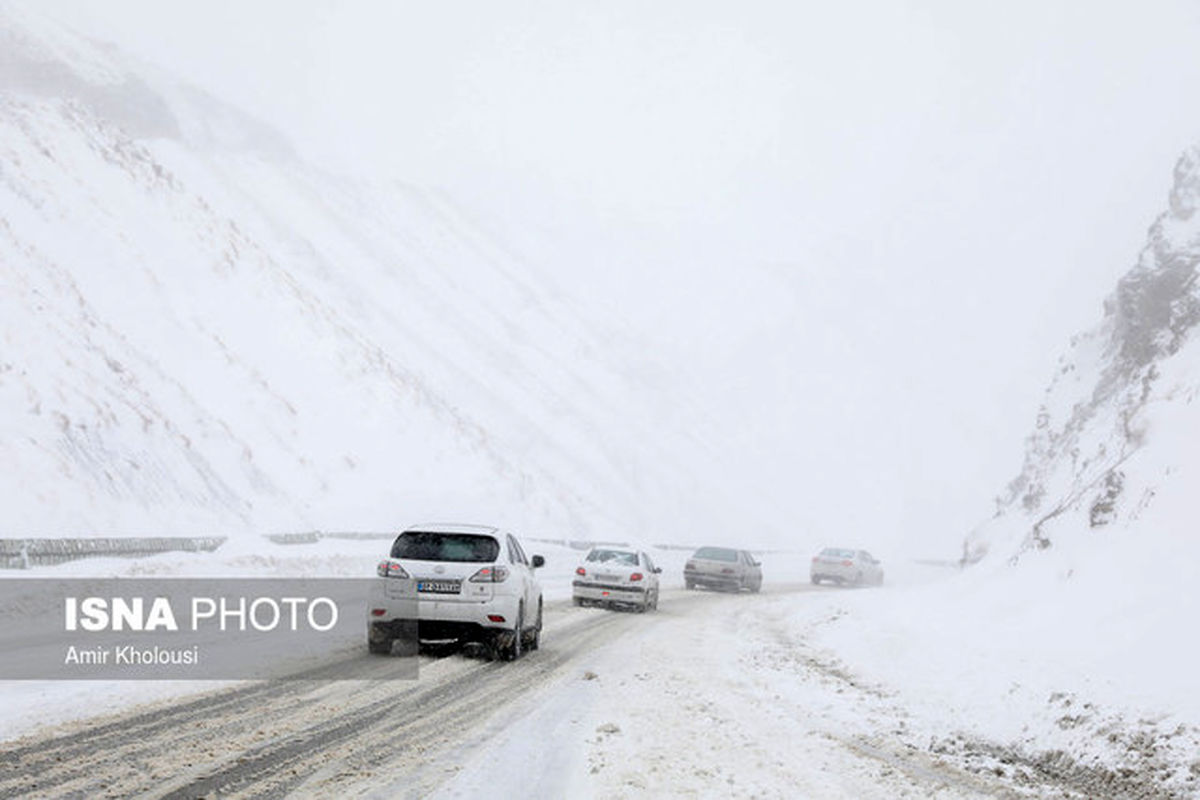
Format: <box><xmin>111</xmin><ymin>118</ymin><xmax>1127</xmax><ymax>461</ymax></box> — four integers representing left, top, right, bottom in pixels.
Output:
<box><xmin>685</xmin><ymin>579</ymin><xmax>695</xmax><ymax>590</ymax></box>
<box><xmin>526</xmin><ymin>599</ymin><xmax>542</xmax><ymax>651</ymax></box>
<box><xmin>503</xmin><ymin>604</ymin><xmax>525</xmax><ymax>661</ymax></box>
<box><xmin>368</xmin><ymin>623</ymin><xmax>393</xmax><ymax>655</ymax></box>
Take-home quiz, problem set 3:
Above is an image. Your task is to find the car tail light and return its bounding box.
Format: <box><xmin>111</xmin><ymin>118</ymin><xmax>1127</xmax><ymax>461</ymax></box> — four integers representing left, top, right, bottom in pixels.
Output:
<box><xmin>576</xmin><ymin>566</ymin><xmax>587</xmax><ymax>576</ymax></box>
<box><xmin>685</xmin><ymin>561</ymin><xmax>695</xmax><ymax>570</ymax></box>
<box><xmin>842</xmin><ymin>560</ymin><xmax>852</xmax><ymax>566</ymax></box>
<box><xmin>630</xmin><ymin>572</ymin><xmax>643</xmax><ymax>582</ymax></box>
<box><xmin>377</xmin><ymin>561</ymin><xmax>410</xmax><ymax>579</ymax></box>
<box><xmin>370</xmin><ymin>608</ymin><xmax>386</xmax><ymax>617</ymax></box>
<box><xmin>470</xmin><ymin>565</ymin><xmax>510</xmax><ymax>583</ymax></box>
<box><xmin>487</xmin><ymin>614</ymin><xmax>506</xmax><ymax>623</ymax></box>
<box><xmin>812</xmin><ymin>556</ymin><xmax>819</xmax><ymax>562</ymax></box>
<box><xmin>721</xmin><ymin>568</ymin><xmax>734</xmax><ymax>574</ymax></box>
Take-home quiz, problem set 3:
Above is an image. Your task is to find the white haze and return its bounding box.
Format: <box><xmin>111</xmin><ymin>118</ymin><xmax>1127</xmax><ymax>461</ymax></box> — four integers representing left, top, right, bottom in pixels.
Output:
<box><xmin>35</xmin><ymin>0</ymin><xmax>1200</xmax><ymax>554</ymax></box>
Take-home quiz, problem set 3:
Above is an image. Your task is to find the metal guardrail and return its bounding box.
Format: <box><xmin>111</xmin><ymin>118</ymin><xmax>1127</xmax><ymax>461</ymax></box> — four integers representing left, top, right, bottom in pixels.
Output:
<box><xmin>0</xmin><ymin>537</ymin><xmax>227</xmax><ymax>569</ymax></box>
<box><xmin>0</xmin><ymin>531</ymin><xmax>820</xmax><ymax>569</ymax></box>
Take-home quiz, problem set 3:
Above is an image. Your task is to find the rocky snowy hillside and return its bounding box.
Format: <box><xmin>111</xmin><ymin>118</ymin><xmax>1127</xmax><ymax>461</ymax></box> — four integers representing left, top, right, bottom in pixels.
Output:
<box><xmin>970</xmin><ymin>144</ymin><xmax>1200</xmax><ymax>565</ymax></box>
<box><xmin>0</xmin><ymin>6</ymin><xmax>746</xmax><ymax>540</ymax></box>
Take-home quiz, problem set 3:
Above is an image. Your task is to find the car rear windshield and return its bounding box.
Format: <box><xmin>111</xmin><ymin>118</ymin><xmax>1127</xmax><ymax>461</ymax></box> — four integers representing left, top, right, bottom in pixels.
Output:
<box><xmin>586</xmin><ymin>549</ymin><xmax>638</xmax><ymax>566</ymax></box>
<box><xmin>820</xmin><ymin>548</ymin><xmax>856</xmax><ymax>558</ymax></box>
<box><xmin>390</xmin><ymin>532</ymin><xmax>500</xmax><ymax>562</ymax></box>
<box><xmin>693</xmin><ymin>547</ymin><xmax>737</xmax><ymax>562</ymax></box>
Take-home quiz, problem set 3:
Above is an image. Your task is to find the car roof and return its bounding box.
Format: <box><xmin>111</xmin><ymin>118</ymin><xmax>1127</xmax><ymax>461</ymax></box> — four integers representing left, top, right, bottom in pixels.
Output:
<box><xmin>401</xmin><ymin>523</ymin><xmax>500</xmax><ymax>536</ymax></box>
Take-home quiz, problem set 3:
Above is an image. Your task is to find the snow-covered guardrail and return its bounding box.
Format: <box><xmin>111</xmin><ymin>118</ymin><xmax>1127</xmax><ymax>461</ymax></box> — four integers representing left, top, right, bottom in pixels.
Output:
<box><xmin>0</xmin><ymin>537</ymin><xmax>227</xmax><ymax>569</ymax></box>
<box><xmin>264</xmin><ymin>531</ymin><xmax>393</xmax><ymax>545</ymax></box>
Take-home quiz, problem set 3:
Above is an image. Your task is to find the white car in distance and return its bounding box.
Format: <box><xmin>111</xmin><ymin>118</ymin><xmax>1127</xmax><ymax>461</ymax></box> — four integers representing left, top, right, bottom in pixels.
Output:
<box><xmin>810</xmin><ymin>547</ymin><xmax>884</xmax><ymax>586</ymax></box>
<box><xmin>572</xmin><ymin>547</ymin><xmax>661</xmax><ymax>612</ymax></box>
<box><xmin>368</xmin><ymin>524</ymin><xmax>544</xmax><ymax>660</ymax></box>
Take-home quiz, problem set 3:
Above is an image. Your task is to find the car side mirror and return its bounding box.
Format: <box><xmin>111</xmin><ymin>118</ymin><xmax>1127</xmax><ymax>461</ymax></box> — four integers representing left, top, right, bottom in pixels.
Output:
<box><xmin>531</xmin><ymin>554</ymin><xmax>545</xmax><ymax>569</ymax></box>
<box><xmin>653</xmin><ymin>567</ymin><xmax>662</xmax><ymax>574</ymax></box>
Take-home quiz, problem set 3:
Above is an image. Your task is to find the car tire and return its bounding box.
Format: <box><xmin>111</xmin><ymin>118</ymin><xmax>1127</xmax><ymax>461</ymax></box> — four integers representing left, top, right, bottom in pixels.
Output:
<box><xmin>573</xmin><ymin>596</ymin><xmax>584</xmax><ymax>607</ymax></box>
<box><xmin>854</xmin><ymin>571</ymin><xmax>863</xmax><ymax>586</ymax></box>
<box><xmin>502</xmin><ymin>604</ymin><xmax>524</xmax><ymax>662</ymax></box>
<box><xmin>368</xmin><ymin>623</ymin><xmax>393</xmax><ymax>655</ymax></box>
<box><xmin>526</xmin><ymin>599</ymin><xmax>542</xmax><ymax>651</ymax></box>
<box><xmin>751</xmin><ymin>578</ymin><xmax>762</xmax><ymax>593</ymax></box>
<box><xmin>650</xmin><ymin>590</ymin><xmax>659</xmax><ymax>611</ymax></box>
<box><xmin>685</xmin><ymin>580</ymin><xmax>695</xmax><ymax>590</ymax></box>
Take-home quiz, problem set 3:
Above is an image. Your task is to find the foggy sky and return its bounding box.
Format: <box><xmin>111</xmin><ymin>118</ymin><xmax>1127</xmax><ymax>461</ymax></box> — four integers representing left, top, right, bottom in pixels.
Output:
<box><xmin>37</xmin><ymin>0</ymin><xmax>1200</xmax><ymax>552</ymax></box>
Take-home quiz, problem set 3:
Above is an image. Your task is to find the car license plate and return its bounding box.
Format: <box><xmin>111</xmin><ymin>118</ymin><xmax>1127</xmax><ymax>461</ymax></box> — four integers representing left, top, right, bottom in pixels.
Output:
<box><xmin>417</xmin><ymin>580</ymin><xmax>460</xmax><ymax>594</ymax></box>
<box><xmin>596</xmin><ymin>574</ymin><xmax>618</xmax><ymax>582</ymax></box>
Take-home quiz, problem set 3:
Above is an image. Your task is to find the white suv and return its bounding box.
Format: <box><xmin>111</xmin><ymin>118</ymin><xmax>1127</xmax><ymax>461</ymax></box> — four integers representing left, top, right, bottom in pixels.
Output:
<box><xmin>368</xmin><ymin>524</ymin><xmax>544</xmax><ymax>660</ymax></box>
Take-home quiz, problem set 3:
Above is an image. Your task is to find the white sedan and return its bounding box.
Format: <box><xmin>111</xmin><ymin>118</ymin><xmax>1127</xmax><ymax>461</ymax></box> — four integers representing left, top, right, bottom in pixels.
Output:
<box><xmin>572</xmin><ymin>547</ymin><xmax>661</xmax><ymax>612</ymax></box>
<box><xmin>810</xmin><ymin>547</ymin><xmax>884</xmax><ymax>586</ymax></box>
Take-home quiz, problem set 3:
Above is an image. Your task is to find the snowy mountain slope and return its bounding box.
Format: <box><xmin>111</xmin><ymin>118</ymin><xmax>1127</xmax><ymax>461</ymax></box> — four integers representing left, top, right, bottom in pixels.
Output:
<box><xmin>0</xmin><ymin>5</ymin><xmax>750</xmax><ymax>540</ymax></box>
<box><xmin>971</xmin><ymin>143</ymin><xmax>1200</xmax><ymax>564</ymax></box>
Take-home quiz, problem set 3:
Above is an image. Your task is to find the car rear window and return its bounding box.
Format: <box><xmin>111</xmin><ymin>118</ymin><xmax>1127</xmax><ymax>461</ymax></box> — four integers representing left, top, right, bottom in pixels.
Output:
<box><xmin>693</xmin><ymin>547</ymin><xmax>737</xmax><ymax>562</ymax></box>
<box><xmin>586</xmin><ymin>549</ymin><xmax>638</xmax><ymax>566</ymax></box>
<box><xmin>820</xmin><ymin>548</ymin><xmax>856</xmax><ymax>558</ymax></box>
<box><xmin>391</xmin><ymin>532</ymin><xmax>500</xmax><ymax>562</ymax></box>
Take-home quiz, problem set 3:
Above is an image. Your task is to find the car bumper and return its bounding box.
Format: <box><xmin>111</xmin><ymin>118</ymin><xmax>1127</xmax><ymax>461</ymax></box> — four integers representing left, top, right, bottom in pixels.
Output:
<box><xmin>684</xmin><ymin>570</ymin><xmax>739</xmax><ymax>587</ymax></box>
<box><xmin>368</xmin><ymin>593</ymin><xmax>519</xmax><ymax>632</ymax></box>
<box><xmin>811</xmin><ymin>567</ymin><xmax>862</xmax><ymax>582</ymax></box>
<box><xmin>572</xmin><ymin>580</ymin><xmax>646</xmax><ymax>604</ymax></box>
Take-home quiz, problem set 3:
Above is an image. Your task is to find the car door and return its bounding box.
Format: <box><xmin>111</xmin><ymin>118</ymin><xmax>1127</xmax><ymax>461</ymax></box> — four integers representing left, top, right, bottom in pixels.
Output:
<box><xmin>505</xmin><ymin>534</ymin><xmax>535</xmax><ymax>620</ymax></box>
<box><xmin>860</xmin><ymin>551</ymin><xmax>880</xmax><ymax>582</ymax></box>
<box><xmin>745</xmin><ymin>551</ymin><xmax>762</xmax><ymax>583</ymax></box>
<box><xmin>738</xmin><ymin>550</ymin><xmax>752</xmax><ymax>583</ymax></box>
<box><xmin>641</xmin><ymin>551</ymin><xmax>659</xmax><ymax>595</ymax></box>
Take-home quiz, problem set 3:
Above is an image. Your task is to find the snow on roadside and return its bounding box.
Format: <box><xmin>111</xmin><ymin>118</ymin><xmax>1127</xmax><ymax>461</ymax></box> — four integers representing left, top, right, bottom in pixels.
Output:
<box><xmin>781</xmin><ymin>556</ymin><xmax>1200</xmax><ymax>798</ymax></box>
<box><xmin>434</xmin><ymin>567</ymin><xmax>1200</xmax><ymax>799</ymax></box>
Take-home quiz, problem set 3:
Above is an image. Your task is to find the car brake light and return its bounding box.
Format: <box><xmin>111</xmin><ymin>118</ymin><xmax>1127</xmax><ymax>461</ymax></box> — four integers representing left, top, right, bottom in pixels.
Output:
<box><xmin>576</xmin><ymin>566</ymin><xmax>586</xmax><ymax>576</ymax></box>
<box><xmin>721</xmin><ymin>568</ymin><xmax>734</xmax><ymax>574</ymax></box>
<box><xmin>630</xmin><ymin>572</ymin><xmax>643</xmax><ymax>582</ymax></box>
<box><xmin>842</xmin><ymin>560</ymin><xmax>852</xmax><ymax>566</ymax></box>
<box><xmin>370</xmin><ymin>608</ymin><xmax>386</xmax><ymax>617</ymax></box>
<box><xmin>377</xmin><ymin>561</ymin><xmax>410</xmax><ymax>579</ymax></box>
<box><xmin>812</xmin><ymin>556</ymin><xmax>819</xmax><ymax>562</ymax></box>
<box><xmin>487</xmin><ymin>614</ymin><xmax>506</xmax><ymax>623</ymax></box>
<box><xmin>685</xmin><ymin>561</ymin><xmax>695</xmax><ymax>570</ymax></box>
<box><xmin>470</xmin><ymin>565</ymin><xmax>510</xmax><ymax>583</ymax></box>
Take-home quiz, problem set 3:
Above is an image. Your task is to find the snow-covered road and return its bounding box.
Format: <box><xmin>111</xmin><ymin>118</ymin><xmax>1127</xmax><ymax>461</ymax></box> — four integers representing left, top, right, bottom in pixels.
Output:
<box><xmin>4</xmin><ymin>579</ymin><xmax>1167</xmax><ymax>800</ymax></box>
